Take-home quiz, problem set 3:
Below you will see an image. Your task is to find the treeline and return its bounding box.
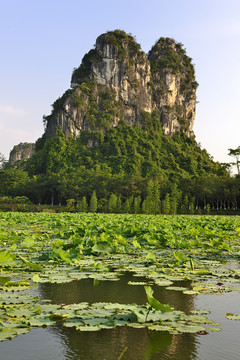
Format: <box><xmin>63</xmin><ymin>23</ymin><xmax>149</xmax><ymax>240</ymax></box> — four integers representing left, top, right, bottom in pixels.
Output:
<box><xmin>1</xmin><ymin>122</ymin><xmax>239</xmax><ymax>214</ymax></box>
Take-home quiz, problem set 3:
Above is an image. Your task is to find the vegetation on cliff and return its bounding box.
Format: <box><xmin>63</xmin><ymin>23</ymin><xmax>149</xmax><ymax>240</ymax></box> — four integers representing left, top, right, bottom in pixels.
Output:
<box><xmin>2</xmin><ymin>123</ymin><xmax>239</xmax><ymax>214</ymax></box>
<box><xmin>1</xmin><ymin>30</ymin><xmax>239</xmax><ymax>214</ymax></box>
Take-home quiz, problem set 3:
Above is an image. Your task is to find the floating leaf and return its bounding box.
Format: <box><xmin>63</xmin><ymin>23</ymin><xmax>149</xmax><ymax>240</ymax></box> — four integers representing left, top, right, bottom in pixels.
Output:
<box><xmin>145</xmin><ymin>251</ymin><xmax>156</xmax><ymax>263</ymax></box>
<box><xmin>208</xmin><ymin>327</ymin><xmax>222</xmax><ymax>332</ymax></box>
<box><xmin>128</xmin><ymin>281</ymin><xmax>148</xmax><ymax>286</ymax></box>
<box><xmin>0</xmin><ymin>276</ymin><xmax>11</xmax><ymax>286</ymax></box>
<box><xmin>5</xmin><ymin>280</ymin><xmax>31</xmax><ymax>287</ymax></box>
<box><xmin>0</xmin><ymin>328</ymin><xmax>18</xmax><ymax>342</ymax></box>
<box><xmin>226</xmin><ymin>313</ymin><xmax>240</xmax><ymax>320</ymax></box>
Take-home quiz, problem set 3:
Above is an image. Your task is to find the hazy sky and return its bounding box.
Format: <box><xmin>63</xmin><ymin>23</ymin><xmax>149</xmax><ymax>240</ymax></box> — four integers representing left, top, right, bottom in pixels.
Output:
<box><xmin>0</xmin><ymin>0</ymin><xmax>239</xmax><ymax>166</ymax></box>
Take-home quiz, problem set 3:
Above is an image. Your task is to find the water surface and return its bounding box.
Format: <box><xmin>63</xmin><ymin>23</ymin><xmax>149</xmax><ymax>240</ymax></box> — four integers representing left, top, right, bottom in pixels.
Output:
<box><xmin>1</xmin><ymin>273</ymin><xmax>240</xmax><ymax>360</ymax></box>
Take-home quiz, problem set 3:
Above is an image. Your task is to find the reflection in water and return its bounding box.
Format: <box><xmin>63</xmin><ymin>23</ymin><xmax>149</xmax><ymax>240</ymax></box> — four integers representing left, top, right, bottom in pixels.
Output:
<box><xmin>145</xmin><ymin>331</ymin><xmax>172</xmax><ymax>359</ymax></box>
<box><xmin>38</xmin><ymin>273</ymin><xmax>194</xmax><ymax>312</ymax></box>
<box><xmin>194</xmin><ymin>292</ymin><xmax>240</xmax><ymax>360</ymax></box>
<box><xmin>51</xmin><ymin>324</ymin><xmax>198</xmax><ymax>360</ymax></box>
<box><xmin>1</xmin><ymin>274</ymin><xmax>240</xmax><ymax>359</ymax></box>
<box><xmin>37</xmin><ymin>273</ymin><xmax>198</xmax><ymax>360</ymax></box>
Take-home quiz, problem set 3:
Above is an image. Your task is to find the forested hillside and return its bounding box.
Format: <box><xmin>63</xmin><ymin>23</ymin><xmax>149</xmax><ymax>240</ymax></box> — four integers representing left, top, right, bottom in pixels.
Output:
<box><xmin>1</xmin><ymin>30</ymin><xmax>239</xmax><ymax>214</ymax></box>
<box><xmin>1</xmin><ymin>123</ymin><xmax>239</xmax><ymax>214</ymax></box>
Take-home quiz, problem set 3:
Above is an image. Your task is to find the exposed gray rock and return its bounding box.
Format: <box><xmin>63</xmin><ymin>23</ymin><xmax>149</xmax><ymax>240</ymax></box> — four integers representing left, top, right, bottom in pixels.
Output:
<box><xmin>9</xmin><ymin>142</ymin><xmax>35</xmax><ymax>165</ymax></box>
<box><xmin>45</xmin><ymin>31</ymin><xmax>197</xmax><ymax>140</ymax></box>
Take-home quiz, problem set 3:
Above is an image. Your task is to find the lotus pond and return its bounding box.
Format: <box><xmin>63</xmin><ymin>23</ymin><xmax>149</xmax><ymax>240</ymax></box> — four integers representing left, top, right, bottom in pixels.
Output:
<box><xmin>0</xmin><ymin>212</ymin><xmax>240</xmax><ymax>359</ymax></box>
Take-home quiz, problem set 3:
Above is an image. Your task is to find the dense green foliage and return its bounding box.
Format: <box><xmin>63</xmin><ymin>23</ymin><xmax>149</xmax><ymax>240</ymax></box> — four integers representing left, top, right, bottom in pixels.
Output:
<box><xmin>1</xmin><ymin>121</ymin><xmax>239</xmax><ymax>213</ymax></box>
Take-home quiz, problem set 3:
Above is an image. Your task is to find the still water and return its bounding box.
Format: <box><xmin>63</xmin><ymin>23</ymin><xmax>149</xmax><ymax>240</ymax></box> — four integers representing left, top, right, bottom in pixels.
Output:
<box><xmin>1</xmin><ymin>273</ymin><xmax>240</xmax><ymax>360</ymax></box>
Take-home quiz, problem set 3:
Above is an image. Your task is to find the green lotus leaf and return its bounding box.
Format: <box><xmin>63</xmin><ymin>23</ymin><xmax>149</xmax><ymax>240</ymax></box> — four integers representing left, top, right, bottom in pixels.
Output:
<box><xmin>192</xmin><ymin>269</ymin><xmax>212</xmax><ymax>275</ymax></box>
<box><xmin>75</xmin><ymin>325</ymin><xmax>101</xmax><ymax>331</ymax></box>
<box><xmin>191</xmin><ymin>309</ymin><xmax>211</xmax><ymax>315</ymax></box>
<box><xmin>148</xmin><ymin>324</ymin><xmax>173</xmax><ymax>331</ymax></box>
<box><xmin>48</xmin><ymin>274</ymin><xmax>72</xmax><ymax>283</ymax></box>
<box><xmin>208</xmin><ymin>327</ymin><xmax>222</xmax><ymax>331</ymax></box>
<box><xmin>165</xmin><ymin>286</ymin><xmax>188</xmax><ymax>291</ymax></box>
<box><xmin>145</xmin><ymin>286</ymin><xmax>173</xmax><ymax>312</ymax></box>
<box><xmin>27</xmin><ymin>315</ymin><xmax>56</xmax><ymax>327</ymax></box>
<box><xmin>89</xmin><ymin>274</ymin><xmax>120</xmax><ymax>281</ymax></box>
<box><xmin>0</xmin><ymin>276</ymin><xmax>11</xmax><ymax>286</ymax></box>
<box><xmin>183</xmin><ymin>289</ymin><xmax>199</xmax><ymax>295</ymax></box>
<box><xmin>32</xmin><ymin>274</ymin><xmax>42</xmax><ymax>283</ymax></box>
<box><xmin>49</xmin><ymin>312</ymin><xmax>69</xmax><ymax>320</ymax></box>
<box><xmin>127</xmin><ymin>323</ymin><xmax>146</xmax><ymax>328</ymax></box>
<box><xmin>5</xmin><ymin>280</ymin><xmax>30</xmax><ymax>287</ymax></box>
<box><xmin>115</xmin><ymin>312</ymin><xmax>138</xmax><ymax>322</ymax></box>
<box><xmin>128</xmin><ymin>281</ymin><xmax>148</xmax><ymax>286</ymax></box>
<box><xmin>0</xmin><ymin>250</ymin><xmax>16</xmax><ymax>265</ymax></box>
<box><xmin>22</xmin><ymin>236</ymin><xmax>35</xmax><ymax>247</ymax></box>
<box><xmin>0</xmin><ymin>293</ymin><xmax>38</xmax><ymax>305</ymax></box>
<box><xmin>7</xmin><ymin>305</ymin><xmax>41</xmax><ymax>318</ymax></box>
<box><xmin>91</xmin><ymin>242</ymin><xmax>112</xmax><ymax>254</ymax></box>
<box><xmin>40</xmin><ymin>304</ymin><xmax>61</xmax><ymax>313</ymax></box>
<box><xmin>174</xmin><ymin>251</ymin><xmax>188</xmax><ymax>263</ymax></box>
<box><xmin>132</xmin><ymin>239</ymin><xmax>141</xmax><ymax>249</ymax></box>
<box><xmin>180</xmin><ymin>314</ymin><xmax>208</xmax><ymax>324</ymax></box>
<box><xmin>83</xmin><ymin>317</ymin><xmax>113</xmax><ymax>326</ymax></box>
<box><xmin>154</xmin><ymin>279</ymin><xmax>173</xmax><ymax>286</ymax></box>
<box><xmin>19</xmin><ymin>256</ymin><xmax>42</xmax><ymax>272</ymax></box>
<box><xmin>145</xmin><ymin>251</ymin><xmax>156</xmax><ymax>263</ymax></box>
<box><xmin>62</xmin><ymin>303</ymin><xmax>89</xmax><ymax>312</ymax></box>
<box><xmin>226</xmin><ymin>313</ymin><xmax>240</xmax><ymax>320</ymax></box>
<box><xmin>0</xmin><ymin>328</ymin><xmax>18</xmax><ymax>341</ymax></box>
<box><xmin>80</xmin><ymin>307</ymin><xmax>114</xmax><ymax>318</ymax></box>
<box><xmin>174</xmin><ymin>324</ymin><xmax>206</xmax><ymax>333</ymax></box>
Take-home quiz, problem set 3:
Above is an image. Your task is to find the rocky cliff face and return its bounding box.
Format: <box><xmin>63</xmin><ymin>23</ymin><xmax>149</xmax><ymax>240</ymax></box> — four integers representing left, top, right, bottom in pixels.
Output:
<box><xmin>149</xmin><ymin>38</ymin><xmax>197</xmax><ymax>137</ymax></box>
<box><xmin>45</xmin><ymin>30</ymin><xmax>197</xmax><ymax>139</ymax></box>
<box><xmin>9</xmin><ymin>142</ymin><xmax>35</xmax><ymax>165</ymax></box>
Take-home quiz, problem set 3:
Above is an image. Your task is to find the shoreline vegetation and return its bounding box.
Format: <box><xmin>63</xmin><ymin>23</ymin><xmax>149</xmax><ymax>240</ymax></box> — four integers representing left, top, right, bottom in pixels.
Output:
<box><xmin>0</xmin><ymin>196</ymin><xmax>239</xmax><ymax>216</ymax></box>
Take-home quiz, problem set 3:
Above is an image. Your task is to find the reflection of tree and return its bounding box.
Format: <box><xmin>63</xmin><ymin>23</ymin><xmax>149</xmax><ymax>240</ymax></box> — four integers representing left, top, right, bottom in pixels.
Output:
<box><xmin>39</xmin><ymin>274</ymin><xmax>197</xmax><ymax>360</ymax></box>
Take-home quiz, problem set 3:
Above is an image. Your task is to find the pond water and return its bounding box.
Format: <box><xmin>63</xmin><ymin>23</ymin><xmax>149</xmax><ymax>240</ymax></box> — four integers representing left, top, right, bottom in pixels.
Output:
<box><xmin>1</xmin><ymin>273</ymin><xmax>240</xmax><ymax>360</ymax></box>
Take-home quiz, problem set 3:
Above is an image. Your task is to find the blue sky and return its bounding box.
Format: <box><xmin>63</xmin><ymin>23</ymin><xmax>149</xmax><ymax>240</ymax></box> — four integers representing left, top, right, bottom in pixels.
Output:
<box><xmin>0</xmin><ymin>0</ymin><xmax>240</xmax><ymax>167</ymax></box>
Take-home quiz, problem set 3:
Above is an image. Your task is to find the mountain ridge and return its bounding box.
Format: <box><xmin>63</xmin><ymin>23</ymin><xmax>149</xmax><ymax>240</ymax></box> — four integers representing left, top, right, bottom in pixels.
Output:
<box><xmin>44</xmin><ymin>30</ymin><xmax>197</xmax><ymax>140</ymax></box>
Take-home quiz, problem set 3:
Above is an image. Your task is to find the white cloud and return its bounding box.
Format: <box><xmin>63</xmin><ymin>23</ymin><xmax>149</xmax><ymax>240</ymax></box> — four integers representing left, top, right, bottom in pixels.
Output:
<box><xmin>0</xmin><ymin>105</ymin><xmax>25</xmax><ymax>115</ymax></box>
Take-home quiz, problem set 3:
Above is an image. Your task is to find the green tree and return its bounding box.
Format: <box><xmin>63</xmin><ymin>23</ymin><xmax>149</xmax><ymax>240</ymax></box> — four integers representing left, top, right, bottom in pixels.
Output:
<box><xmin>182</xmin><ymin>194</ymin><xmax>189</xmax><ymax>214</ymax></box>
<box><xmin>108</xmin><ymin>193</ymin><xmax>117</xmax><ymax>213</ymax></box>
<box><xmin>133</xmin><ymin>195</ymin><xmax>142</xmax><ymax>214</ymax></box>
<box><xmin>89</xmin><ymin>191</ymin><xmax>98</xmax><ymax>212</ymax></box>
<box><xmin>81</xmin><ymin>196</ymin><xmax>88</xmax><ymax>212</ymax></box>
<box><xmin>116</xmin><ymin>195</ymin><xmax>122</xmax><ymax>212</ymax></box>
<box><xmin>189</xmin><ymin>198</ymin><xmax>195</xmax><ymax>214</ymax></box>
<box><xmin>123</xmin><ymin>198</ymin><xmax>131</xmax><ymax>213</ymax></box>
<box><xmin>66</xmin><ymin>199</ymin><xmax>75</xmax><ymax>211</ymax></box>
<box><xmin>0</xmin><ymin>169</ymin><xmax>29</xmax><ymax>196</ymax></box>
<box><xmin>144</xmin><ymin>179</ymin><xmax>160</xmax><ymax>214</ymax></box>
<box><xmin>170</xmin><ymin>183</ymin><xmax>182</xmax><ymax>214</ymax></box>
<box><xmin>162</xmin><ymin>193</ymin><xmax>170</xmax><ymax>215</ymax></box>
<box><xmin>0</xmin><ymin>153</ymin><xmax>6</xmax><ymax>169</ymax></box>
<box><xmin>228</xmin><ymin>146</ymin><xmax>240</xmax><ymax>174</ymax></box>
